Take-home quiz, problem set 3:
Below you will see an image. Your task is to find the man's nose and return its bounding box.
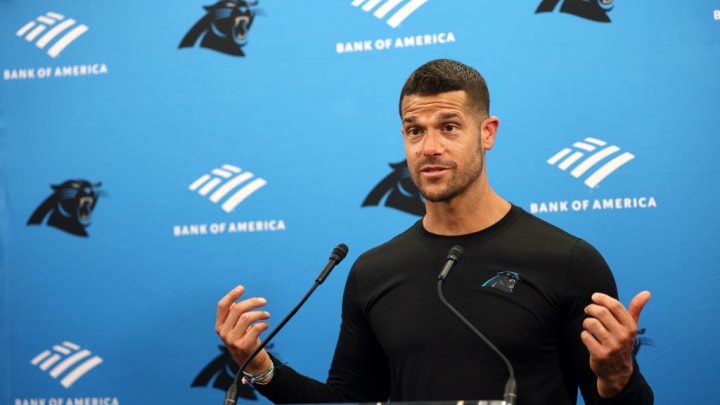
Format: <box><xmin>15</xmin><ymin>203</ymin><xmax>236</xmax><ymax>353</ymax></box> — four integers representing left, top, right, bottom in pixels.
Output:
<box><xmin>422</xmin><ymin>130</ymin><xmax>444</xmax><ymax>156</ymax></box>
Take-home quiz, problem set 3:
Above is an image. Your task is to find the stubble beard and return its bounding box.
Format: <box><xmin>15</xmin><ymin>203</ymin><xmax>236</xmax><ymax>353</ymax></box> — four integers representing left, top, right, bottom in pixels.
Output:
<box><xmin>412</xmin><ymin>154</ymin><xmax>485</xmax><ymax>203</ymax></box>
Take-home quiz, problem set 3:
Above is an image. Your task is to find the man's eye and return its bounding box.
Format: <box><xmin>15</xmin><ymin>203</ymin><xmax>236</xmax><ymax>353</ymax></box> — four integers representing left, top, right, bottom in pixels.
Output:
<box><xmin>444</xmin><ymin>124</ymin><xmax>457</xmax><ymax>132</ymax></box>
<box><xmin>407</xmin><ymin>128</ymin><xmax>421</xmax><ymax>136</ymax></box>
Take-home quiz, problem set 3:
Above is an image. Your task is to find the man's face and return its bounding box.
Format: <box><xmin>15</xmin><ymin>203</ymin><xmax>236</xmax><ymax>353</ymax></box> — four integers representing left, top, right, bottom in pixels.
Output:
<box><xmin>400</xmin><ymin>90</ymin><xmax>497</xmax><ymax>203</ymax></box>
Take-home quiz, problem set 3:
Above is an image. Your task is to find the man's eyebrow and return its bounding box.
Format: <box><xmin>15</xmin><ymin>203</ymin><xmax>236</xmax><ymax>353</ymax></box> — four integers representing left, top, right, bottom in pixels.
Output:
<box><xmin>403</xmin><ymin>112</ymin><xmax>461</xmax><ymax>123</ymax></box>
<box><xmin>439</xmin><ymin>112</ymin><xmax>461</xmax><ymax>120</ymax></box>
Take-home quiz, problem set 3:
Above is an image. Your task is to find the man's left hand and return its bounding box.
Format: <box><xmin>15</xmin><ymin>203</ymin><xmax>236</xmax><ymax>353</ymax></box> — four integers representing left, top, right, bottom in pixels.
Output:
<box><xmin>581</xmin><ymin>290</ymin><xmax>652</xmax><ymax>398</ymax></box>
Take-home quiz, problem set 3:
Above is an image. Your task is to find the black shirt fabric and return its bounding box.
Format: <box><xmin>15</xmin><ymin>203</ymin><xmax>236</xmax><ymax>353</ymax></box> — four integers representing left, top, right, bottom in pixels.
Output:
<box><xmin>256</xmin><ymin>205</ymin><xmax>653</xmax><ymax>405</ymax></box>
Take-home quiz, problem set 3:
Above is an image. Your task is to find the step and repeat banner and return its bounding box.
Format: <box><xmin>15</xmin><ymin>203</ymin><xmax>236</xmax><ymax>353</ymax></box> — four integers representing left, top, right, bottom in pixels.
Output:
<box><xmin>1</xmin><ymin>1</ymin><xmax>719</xmax><ymax>404</ymax></box>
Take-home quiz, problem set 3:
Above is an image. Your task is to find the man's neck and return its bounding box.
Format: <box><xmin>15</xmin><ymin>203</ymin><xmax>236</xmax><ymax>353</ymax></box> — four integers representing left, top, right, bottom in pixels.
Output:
<box><xmin>422</xmin><ymin>189</ymin><xmax>511</xmax><ymax>236</ymax></box>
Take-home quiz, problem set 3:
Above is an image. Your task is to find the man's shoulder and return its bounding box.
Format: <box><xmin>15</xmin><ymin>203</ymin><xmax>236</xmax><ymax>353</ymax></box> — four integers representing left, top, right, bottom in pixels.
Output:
<box><xmin>510</xmin><ymin>205</ymin><xmax>584</xmax><ymax>243</ymax></box>
<box><xmin>355</xmin><ymin>220</ymin><xmax>424</xmax><ymax>264</ymax></box>
<box><xmin>500</xmin><ymin>205</ymin><xmax>607</xmax><ymax>262</ymax></box>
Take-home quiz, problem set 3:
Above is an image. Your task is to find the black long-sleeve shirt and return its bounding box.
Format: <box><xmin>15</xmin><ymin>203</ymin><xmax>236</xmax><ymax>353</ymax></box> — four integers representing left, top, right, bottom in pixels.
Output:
<box><xmin>256</xmin><ymin>205</ymin><xmax>653</xmax><ymax>405</ymax></box>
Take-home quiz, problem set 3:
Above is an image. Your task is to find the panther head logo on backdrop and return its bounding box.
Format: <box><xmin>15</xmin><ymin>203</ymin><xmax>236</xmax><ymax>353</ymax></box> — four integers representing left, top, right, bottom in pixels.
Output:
<box><xmin>535</xmin><ymin>0</ymin><xmax>614</xmax><ymax>22</ymax></box>
<box><xmin>179</xmin><ymin>1</ymin><xmax>261</xmax><ymax>56</ymax></box>
<box><xmin>362</xmin><ymin>160</ymin><xmax>425</xmax><ymax>216</ymax></box>
<box><xmin>27</xmin><ymin>180</ymin><xmax>103</xmax><ymax>237</ymax></box>
<box><xmin>192</xmin><ymin>344</ymin><xmax>278</xmax><ymax>400</ymax></box>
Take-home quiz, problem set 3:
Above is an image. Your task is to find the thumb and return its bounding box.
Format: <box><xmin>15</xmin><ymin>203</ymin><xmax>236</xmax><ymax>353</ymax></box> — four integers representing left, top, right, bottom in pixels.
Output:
<box><xmin>628</xmin><ymin>290</ymin><xmax>651</xmax><ymax>324</ymax></box>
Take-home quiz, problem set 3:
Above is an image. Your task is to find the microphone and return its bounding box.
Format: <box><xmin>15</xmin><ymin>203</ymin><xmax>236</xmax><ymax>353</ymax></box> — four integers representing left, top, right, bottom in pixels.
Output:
<box><xmin>223</xmin><ymin>243</ymin><xmax>349</xmax><ymax>405</ymax></box>
<box><xmin>316</xmin><ymin>243</ymin><xmax>349</xmax><ymax>284</ymax></box>
<box><xmin>436</xmin><ymin>245</ymin><xmax>517</xmax><ymax>405</ymax></box>
<box><xmin>438</xmin><ymin>245</ymin><xmax>464</xmax><ymax>281</ymax></box>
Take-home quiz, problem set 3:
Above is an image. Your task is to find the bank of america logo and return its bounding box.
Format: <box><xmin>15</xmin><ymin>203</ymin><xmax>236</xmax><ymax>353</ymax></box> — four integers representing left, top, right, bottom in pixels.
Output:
<box><xmin>31</xmin><ymin>341</ymin><xmax>103</xmax><ymax>388</ymax></box>
<box><xmin>16</xmin><ymin>12</ymin><xmax>88</xmax><ymax>58</ymax></box>
<box><xmin>352</xmin><ymin>0</ymin><xmax>428</xmax><ymax>28</ymax></box>
<box><xmin>547</xmin><ymin>137</ymin><xmax>634</xmax><ymax>188</ymax></box>
<box><xmin>190</xmin><ymin>164</ymin><xmax>267</xmax><ymax>213</ymax></box>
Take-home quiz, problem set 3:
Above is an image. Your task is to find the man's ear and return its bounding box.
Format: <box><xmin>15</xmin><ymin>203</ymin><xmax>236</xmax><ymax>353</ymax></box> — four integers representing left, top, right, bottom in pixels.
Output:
<box><xmin>481</xmin><ymin>116</ymin><xmax>500</xmax><ymax>151</ymax></box>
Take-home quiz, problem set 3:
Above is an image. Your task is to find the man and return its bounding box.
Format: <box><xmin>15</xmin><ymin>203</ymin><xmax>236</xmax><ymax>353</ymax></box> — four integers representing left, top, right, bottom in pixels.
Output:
<box><xmin>216</xmin><ymin>59</ymin><xmax>653</xmax><ymax>404</ymax></box>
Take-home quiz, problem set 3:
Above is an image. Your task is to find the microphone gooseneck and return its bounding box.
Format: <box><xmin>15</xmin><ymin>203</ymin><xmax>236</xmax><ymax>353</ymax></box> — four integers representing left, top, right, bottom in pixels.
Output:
<box><xmin>436</xmin><ymin>245</ymin><xmax>517</xmax><ymax>405</ymax></box>
<box><xmin>223</xmin><ymin>243</ymin><xmax>349</xmax><ymax>405</ymax></box>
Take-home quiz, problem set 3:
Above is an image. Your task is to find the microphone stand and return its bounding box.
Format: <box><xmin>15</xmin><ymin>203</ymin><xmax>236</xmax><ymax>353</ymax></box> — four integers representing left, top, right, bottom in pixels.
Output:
<box><xmin>223</xmin><ymin>244</ymin><xmax>348</xmax><ymax>405</ymax></box>
<box><xmin>437</xmin><ymin>245</ymin><xmax>517</xmax><ymax>405</ymax></box>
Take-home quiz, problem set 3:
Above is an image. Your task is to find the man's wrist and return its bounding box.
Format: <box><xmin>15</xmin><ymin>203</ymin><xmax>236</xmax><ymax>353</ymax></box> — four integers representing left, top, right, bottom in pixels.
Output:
<box><xmin>241</xmin><ymin>358</ymin><xmax>275</xmax><ymax>385</ymax></box>
<box><xmin>596</xmin><ymin>371</ymin><xmax>632</xmax><ymax>398</ymax></box>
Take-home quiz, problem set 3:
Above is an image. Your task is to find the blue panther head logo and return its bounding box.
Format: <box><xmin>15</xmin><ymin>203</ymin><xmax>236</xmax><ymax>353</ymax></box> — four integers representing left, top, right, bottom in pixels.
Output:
<box><xmin>27</xmin><ymin>180</ymin><xmax>104</xmax><ymax>237</ymax></box>
<box><xmin>482</xmin><ymin>271</ymin><xmax>521</xmax><ymax>293</ymax></box>
<box><xmin>536</xmin><ymin>0</ymin><xmax>614</xmax><ymax>22</ymax></box>
<box><xmin>362</xmin><ymin>160</ymin><xmax>425</xmax><ymax>216</ymax></box>
<box><xmin>179</xmin><ymin>1</ymin><xmax>262</xmax><ymax>56</ymax></box>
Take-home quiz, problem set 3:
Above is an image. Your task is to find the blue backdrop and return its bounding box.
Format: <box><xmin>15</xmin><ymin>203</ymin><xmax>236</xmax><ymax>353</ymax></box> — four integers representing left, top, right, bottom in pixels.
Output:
<box><xmin>1</xmin><ymin>1</ymin><xmax>719</xmax><ymax>404</ymax></box>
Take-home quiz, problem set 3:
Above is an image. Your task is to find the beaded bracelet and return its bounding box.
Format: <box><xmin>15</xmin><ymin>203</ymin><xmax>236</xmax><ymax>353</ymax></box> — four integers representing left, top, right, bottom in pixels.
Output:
<box><xmin>241</xmin><ymin>360</ymin><xmax>275</xmax><ymax>385</ymax></box>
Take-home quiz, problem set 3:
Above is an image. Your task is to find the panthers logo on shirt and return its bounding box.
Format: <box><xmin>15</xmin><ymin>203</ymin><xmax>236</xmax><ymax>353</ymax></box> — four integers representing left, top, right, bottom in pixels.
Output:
<box><xmin>179</xmin><ymin>1</ymin><xmax>262</xmax><ymax>56</ymax></box>
<box><xmin>27</xmin><ymin>180</ymin><xmax>103</xmax><ymax>237</ymax></box>
<box><xmin>482</xmin><ymin>271</ymin><xmax>521</xmax><ymax>293</ymax></box>
<box><xmin>535</xmin><ymin>0</ymin><xmax>614</xmax><ymax>22</ymax></box>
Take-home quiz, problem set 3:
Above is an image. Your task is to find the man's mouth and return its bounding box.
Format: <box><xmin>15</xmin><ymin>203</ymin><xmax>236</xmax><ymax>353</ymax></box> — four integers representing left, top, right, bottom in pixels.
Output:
<box><xmin>420</xmin><ymin>165</ymin><xmax>449</xmax><ymax>177</ymax></box>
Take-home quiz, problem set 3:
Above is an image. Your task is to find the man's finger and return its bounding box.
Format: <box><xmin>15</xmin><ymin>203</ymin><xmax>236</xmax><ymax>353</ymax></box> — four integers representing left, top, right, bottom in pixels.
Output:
<box><xmin>628</xmin><ymin>290</ymin><xmax>651</xmax><ymax>324</ymax></box>
<box><xmin>216</xmin><ymin>285</ymin><xmax>245</xmax><ymax>331</ymax></box>
<box><xmin>244</xmin><ymin>320</ymin><xmax>271</xmax><ymax>343</ymax></box>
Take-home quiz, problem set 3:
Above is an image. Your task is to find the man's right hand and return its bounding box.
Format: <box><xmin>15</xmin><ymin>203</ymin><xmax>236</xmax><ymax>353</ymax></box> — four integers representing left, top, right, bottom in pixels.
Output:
<box><xmin>216</xmin><ymin>285</ymin><xmax>273</xmax><ymax>377</ymax></box>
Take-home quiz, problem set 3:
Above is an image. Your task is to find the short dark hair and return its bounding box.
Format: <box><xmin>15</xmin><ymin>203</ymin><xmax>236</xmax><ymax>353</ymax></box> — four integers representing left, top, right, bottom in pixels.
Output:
<box><xmin>398</xmin><ymin>59</ymin><xmax>490</xmax><ymax>117</ymax></box>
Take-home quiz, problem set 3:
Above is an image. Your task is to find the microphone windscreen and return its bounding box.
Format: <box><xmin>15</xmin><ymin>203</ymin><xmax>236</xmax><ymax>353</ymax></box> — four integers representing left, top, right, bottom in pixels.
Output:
<box><xmin>331</xmin><ymin>243</ymin><xmax>349</xmax><ymax>263</ymax></box>
<box><xmin>448</xmin><ymin>245</ymin><xmax>464</xmax><ymax>261</ymax></box>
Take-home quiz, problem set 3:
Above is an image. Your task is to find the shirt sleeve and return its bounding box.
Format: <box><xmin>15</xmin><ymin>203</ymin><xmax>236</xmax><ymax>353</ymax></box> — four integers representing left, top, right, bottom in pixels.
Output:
<box><xmin>254</xmin><ymin>266</ymin><xmax>390</xmax><ymax>403</ymax></box>
<box><xmin>562</xmin><ymin>239</ymin><xmax>654</xmax><ymax>405</ymax></box>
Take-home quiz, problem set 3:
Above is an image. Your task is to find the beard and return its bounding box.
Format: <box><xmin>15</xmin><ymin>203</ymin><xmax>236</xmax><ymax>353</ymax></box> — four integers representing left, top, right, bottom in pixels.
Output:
<box><xmin>411</xmin><ymin>154</ymin><xmax>485</xmax><ymax>203</ymax></box>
